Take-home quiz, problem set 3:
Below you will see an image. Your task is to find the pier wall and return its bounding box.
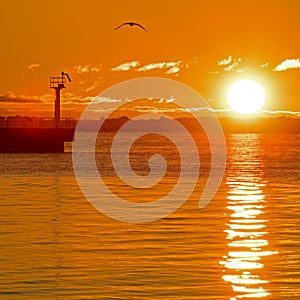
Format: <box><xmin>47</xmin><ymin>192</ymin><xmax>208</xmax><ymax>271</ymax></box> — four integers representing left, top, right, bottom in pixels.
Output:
<box><xmin>0</xmin><ymin>117</ymin><xmax>75</xmax><ymax>153</ymax></box>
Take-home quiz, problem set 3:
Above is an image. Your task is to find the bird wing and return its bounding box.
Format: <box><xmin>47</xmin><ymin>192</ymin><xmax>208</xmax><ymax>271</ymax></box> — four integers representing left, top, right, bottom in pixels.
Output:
<box><xmin>113</xmin><ymin>22</ymin><xmax>148</xmax><ymax>32</ymax></box>
<box><xmin>113</xmin><ymin>23</ymin><xmax>127</xmax><ymax>31</ymax></box>
<box><xmin>134</xmin><ymin>23</ymin><xmax>149</xmax><ymax>32</ymax></box>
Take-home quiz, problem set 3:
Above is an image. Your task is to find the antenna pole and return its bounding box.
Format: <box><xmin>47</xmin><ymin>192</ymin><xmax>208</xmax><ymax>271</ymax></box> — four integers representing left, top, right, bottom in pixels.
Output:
<box><xmin>54</xmin><ymin>88</ymin><xmax>61</xmax><ymax>127</ymax></box>
<box><xmin>50</xmin><ymin>72</ymin><xmax>71</xmax><ymax>128</ymax></box>
<box><xmin>89</xmin><ymin>66</ymin><xmax>91</xmax><ymax>119</ymax></box>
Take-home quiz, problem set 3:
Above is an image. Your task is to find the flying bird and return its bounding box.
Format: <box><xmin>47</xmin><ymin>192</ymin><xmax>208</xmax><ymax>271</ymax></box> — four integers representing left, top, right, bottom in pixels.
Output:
<box><xmin>113</xmin><ymin>22</ymin><xmax>149</xmax><ymax>32</ymax></box>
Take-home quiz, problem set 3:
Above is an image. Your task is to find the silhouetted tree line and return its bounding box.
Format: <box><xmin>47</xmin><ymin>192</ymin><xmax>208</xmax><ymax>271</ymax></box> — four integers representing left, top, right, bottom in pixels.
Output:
<box><xmin>78</xmin><ymin>116</ymin><xmax>300</xmax><ymax>133</ymax></box>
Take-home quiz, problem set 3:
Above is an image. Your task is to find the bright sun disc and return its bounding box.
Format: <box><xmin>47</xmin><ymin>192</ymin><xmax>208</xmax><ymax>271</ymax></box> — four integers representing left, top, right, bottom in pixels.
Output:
<box><xmin>227</xmin><ymin>79</ymin><xmax>266</xmax><ymax>114</ymax></box>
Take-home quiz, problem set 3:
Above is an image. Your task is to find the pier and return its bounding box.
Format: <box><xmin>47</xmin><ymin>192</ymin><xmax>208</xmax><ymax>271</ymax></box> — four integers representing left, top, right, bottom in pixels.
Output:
<box><xmin>0</xmin><ymin>72</ymin><xmax>75</xmax><ymax>153</ymax></box>
<box><xmin>0</xmin><ymin>117</ymin><xmax>75</xmax><ymax>153</ymax></box>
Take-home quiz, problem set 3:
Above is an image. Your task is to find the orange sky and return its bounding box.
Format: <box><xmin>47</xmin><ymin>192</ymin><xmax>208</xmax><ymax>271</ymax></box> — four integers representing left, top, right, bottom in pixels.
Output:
<box><xmin>0</xmin><ymin>0</ymin><xmax>299</xmax><ymax>118</ymax></box>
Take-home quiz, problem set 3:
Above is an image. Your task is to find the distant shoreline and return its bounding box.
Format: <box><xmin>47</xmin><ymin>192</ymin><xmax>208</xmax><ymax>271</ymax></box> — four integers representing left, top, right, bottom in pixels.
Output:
<box><xmin>78</xmin><ymin>116</ymin><xmax>300</xmax><ymax>134</ymax></box>
<box><xmin>1</xmin><ymin>115</ymin><xmax>300</xmax><ymax>134</ymax></box>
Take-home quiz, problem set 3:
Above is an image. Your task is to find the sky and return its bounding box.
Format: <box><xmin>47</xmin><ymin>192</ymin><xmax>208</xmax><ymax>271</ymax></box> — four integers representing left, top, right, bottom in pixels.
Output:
<box><xmin>0</xmin><ymin>0</ymin><xmax>299</xmax><ymax>118</ymax></box>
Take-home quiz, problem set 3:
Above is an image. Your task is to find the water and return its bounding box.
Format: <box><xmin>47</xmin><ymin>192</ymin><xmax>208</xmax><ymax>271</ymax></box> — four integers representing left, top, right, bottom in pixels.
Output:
<box><xmin>0</xmin><ymin>134</ymin><xmax>299</xmax><ymax>299</ymax></box>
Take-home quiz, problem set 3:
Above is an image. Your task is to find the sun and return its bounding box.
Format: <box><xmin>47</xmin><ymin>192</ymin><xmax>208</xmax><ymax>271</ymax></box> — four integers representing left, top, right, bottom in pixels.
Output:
<box><xmin>227</xmin><ymin>79</ymin><xmax>266</xmax><ymax>114</ymax></box>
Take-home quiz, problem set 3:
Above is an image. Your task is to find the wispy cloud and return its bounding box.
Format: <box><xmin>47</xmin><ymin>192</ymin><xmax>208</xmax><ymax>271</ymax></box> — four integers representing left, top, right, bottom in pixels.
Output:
<box><xmin>27</xmin><ymin>63</ymin><xmax>40</xmax><ymax>70</ymax></box>
<box><xmin>136</xmin><ymin>61</ymin><xmax>182</xmax><ymax>74</ymax></box>
<box><xmin>74</xmin><ymin>64</ymin><xmax>101</xmax><ymax>74</ymax></box>
<box><xmin>218</xmin><ymin>56</ymin><xmax>232</xmax><ymax>66</ymax></box>
<box><xmin>223</xmin><ymin>58</ymin><xmax>242</xmax><ymax>72</ymax></box>
<box><xmin>111</xmin><ymin>61</ymin><xmax>139</xmax><ymax>71</ymax></box>
<box><xmin>0</xmin><ymin>92</ymin><xmax>44</xmax><ymax>103</ymax></box>
<box><xmin>93</xmin><ymin>96</ymin><xmax>122</xmax><ymax>103</ymax></box>
<box><xmin>213</xmin><ymin>58</ymin><xmax>273</xmax><ymax>74</ymax></box>
<box><xmin>133</xmin><ymin>105</ymin><xmax>160</xmax><ymax>112</ymax></box>
<box><xmin>258</xmin><ymin>110</ymin><xmax>300</xmax><ymax>117</ymax></box>
<box><xmin>57</xmin><ymin>92</ymin><xmax>92</xmax><ymax>104</ymax></box>
<box><xmin>84</xmin><ymin>81</ymin><xmax>99</xmax><ymax>93</ymax></box>
<box><xmin>111</xmin><ymin>60</ymin><xmax>182</xmax><ymax>74</ymax></box>
<box><xmin>166</xmin><ymin>66</ymin><xmax>180</xmax><ymax>74</ymax></box>
<box><xmin>273</xmin><ymin>58</ymin><xmax>300</xmax><ymax>71</ymax></box>
<box><xmin>215</xmin><ymin>56</ymin><xmax>243</xmax><ymax>72</ymax></box>
<box><xmin>0</xmin><ymin>91</ymin><xmax>92</xmax><ymax>105</ymax></box>
<box><xmin>261</xmin><ymin>62</ymin><xmax>269</xmax><ymax>68</ymax></box>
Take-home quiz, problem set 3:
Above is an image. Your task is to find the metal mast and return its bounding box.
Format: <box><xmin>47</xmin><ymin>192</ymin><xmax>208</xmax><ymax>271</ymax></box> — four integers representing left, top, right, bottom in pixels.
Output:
<box><xmin>50</xmin><ymin>72</ymin><xmax>71</xmax><ymax>128</ymax></box>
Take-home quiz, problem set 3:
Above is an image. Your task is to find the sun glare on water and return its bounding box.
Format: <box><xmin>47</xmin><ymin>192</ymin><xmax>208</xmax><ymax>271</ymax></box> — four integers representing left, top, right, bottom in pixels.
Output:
<box><xmin>227</xmin><ymin>79</ymin><xmax>266</xmax><ymax>114</ymax></box>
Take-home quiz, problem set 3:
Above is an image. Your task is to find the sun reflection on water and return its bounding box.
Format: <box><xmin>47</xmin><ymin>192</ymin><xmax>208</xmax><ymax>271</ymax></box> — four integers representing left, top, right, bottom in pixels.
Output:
<box><xmin>220</xmin><ymin>134</ymin><xmax>278</xmax><ymax>299</ymax></box>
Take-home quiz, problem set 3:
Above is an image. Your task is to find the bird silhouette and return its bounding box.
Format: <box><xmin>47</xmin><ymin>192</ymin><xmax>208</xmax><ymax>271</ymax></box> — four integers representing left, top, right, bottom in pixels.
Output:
<box><xmin>113</xmin><ymin>22</ymin><xmax>149</xmax><ymax>32</ymax></box>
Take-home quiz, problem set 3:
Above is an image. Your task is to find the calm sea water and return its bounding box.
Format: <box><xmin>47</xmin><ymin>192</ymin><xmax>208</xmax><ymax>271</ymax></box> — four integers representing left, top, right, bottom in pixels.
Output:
<box><xmin>0</xmin><ymin>133</ymin><xmax>299</xmax><ymax>299</ymax></box>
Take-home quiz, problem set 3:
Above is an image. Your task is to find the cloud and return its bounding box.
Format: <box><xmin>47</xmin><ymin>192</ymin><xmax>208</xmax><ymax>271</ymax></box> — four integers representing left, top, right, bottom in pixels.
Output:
<box><xmin>130</xmin><ymin>105</ymin><xmax>221</xmax><ymax>114</ymax></box>
<box><xmin>74</xmin><ymin>65</ymin><xmax>101</xmax><ymax>74</ymax></box>
<box><xmin>273</xmin><ymin>58</ymin><xmax>300</xmax><ymax>71</ymax></box>
<box><xmin>158</xmin><ymin>96</ymin><xmax>176</xmax><ymax>103</ymax></box>
<box><xmin>258</xmin><ymin>110</ymin><xmax>300</xmax><ymax>117</ymax></box>
<box><xmin>166</xmin><ymin>66</ymin><xmax>180</xmax><ymax>74</ymax></box>
<box><xmin>0</xmin><ymin>92</ymin><xmax>44</xmax><ymax>103</ymax></box>
<box><xmin>223</xmin><ymin>58</ymin><xmax>242</xmax><ymax>72</ymax></box>
<box><xmin>214</xmin><ymin>56</ymin><xmax>243</xmax><ymax>73</ymax></box>
<box><xmin>84</xmin><ymin>79</ymin><xmax>102</xmax><ymax>93</ymax></box>
<box><xmin>213</xmin><ymin>58</ymin><xmax>276</xmax><ymax>74</ymax></box>
<box><xmin>133</xmin><ymin>105</ymin><xmax>160</xmax><ymax>112</ymax></box>
<box><xmin>137</xmin><ymin>61</ymin><xmax>182</xmax><ymax>73</ymax></box>
<box><xmin>111</xmin><ymin>61</ymin><xmax>139</xmax><ymax>71</ymax></box>
<box><xmin>27</xmin><ymin>63</ymin><xmax>40</xmax><ymax>70</ymax></box>
<box><xmin>261</xmin><ymin>62</ymin><xmax>269</xmax><ymax>68</ymax></box>
<box><xmin>93</xmin><ymin>96</ymin><xmax>122</xmax><ymax>103</ymax></box>
<box><xmin>111</xmin><ymin>60</ymin><xmax>182</xmax><ymax>74</ymax></box>
<box><xmin>0</xmin><ymin>91</ymin><xmax>92</xmax><ymax>105</ymax></box>
<box><xmin>218</xmin><ymin>56</ymin><xmax>232</xmax><ymax>66</ymax></box>
<box><xmin>56</xmin><ymin>92</ymin><xmax>92</xmax><ymax>104</ymax></box>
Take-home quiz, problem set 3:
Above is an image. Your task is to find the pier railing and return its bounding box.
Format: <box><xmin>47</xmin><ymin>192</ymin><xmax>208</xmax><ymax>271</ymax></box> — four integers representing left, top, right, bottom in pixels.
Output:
<box><xmin>0</xmin><ymin>116</ymin><xmax>76</xmax><ymax>129</ymax></box>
